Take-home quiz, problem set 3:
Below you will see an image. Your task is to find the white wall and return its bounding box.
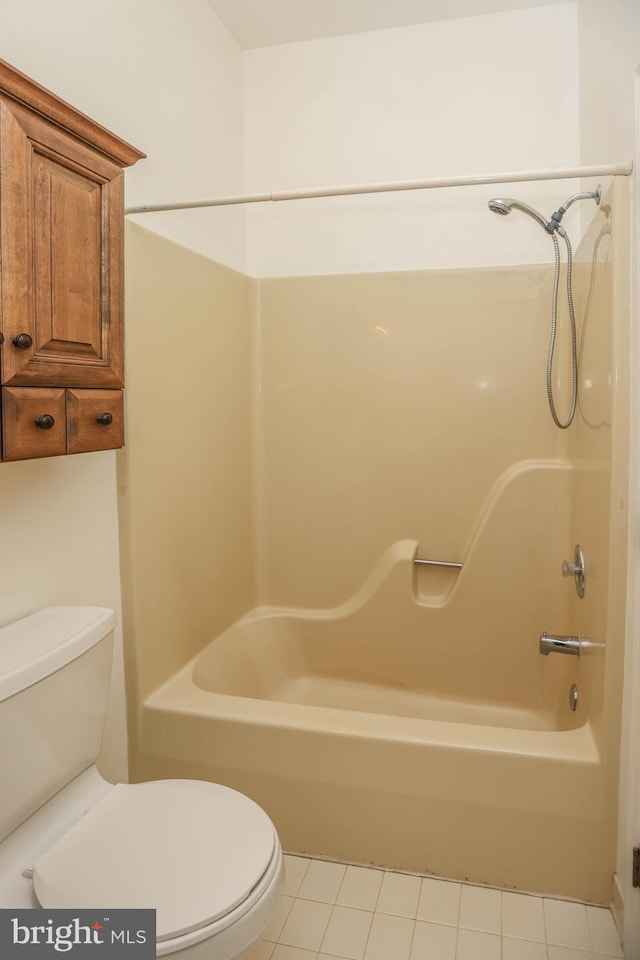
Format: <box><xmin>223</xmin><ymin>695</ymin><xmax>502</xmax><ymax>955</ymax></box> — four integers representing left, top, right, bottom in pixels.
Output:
<box><xmin>244</xmin><ymin>3</ymin><xmax>581</xmax><ymax>276</ymax></box>
<box><xmin>0</xmin><ymin>0</ymin><xmax>245</xmax><ymax>270</ymax></box>
<box><xmin>579</xmin><ymin>0</ymin><xmax>640</xmax><ymax>165</ymax></box>
<box><xmin>0</xmin><ymin>0</ymin><xmax>245</xmax><ymax>779</ymax></box>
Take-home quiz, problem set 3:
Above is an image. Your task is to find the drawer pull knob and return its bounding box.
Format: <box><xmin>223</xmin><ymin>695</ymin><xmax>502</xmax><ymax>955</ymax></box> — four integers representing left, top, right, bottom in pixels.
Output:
<box><xmin>96</xmin><ymin>412</ymin><xmax>113</xmax><ymax>426</ymax></box>
<box><xmin>0</xmin><ymin>333</ymin><xmax>4</xmax><ymax>345</ymax></box>
<box><xmin>13</xmin><ymin>333</ymin><xmax>33</xmax><ymax>350</ymax></box>
<box><xmin>34</xmin><ymin>414</ymin><xmax>55</xmax><ymax>430</ymax></box>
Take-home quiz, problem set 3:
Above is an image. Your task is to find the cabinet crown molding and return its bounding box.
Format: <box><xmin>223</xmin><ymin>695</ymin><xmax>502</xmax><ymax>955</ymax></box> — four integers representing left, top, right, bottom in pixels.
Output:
<box><xmin>0</xmin><ymin>58</ymin><xmax>146</xmax><ymax>167</ymax></box>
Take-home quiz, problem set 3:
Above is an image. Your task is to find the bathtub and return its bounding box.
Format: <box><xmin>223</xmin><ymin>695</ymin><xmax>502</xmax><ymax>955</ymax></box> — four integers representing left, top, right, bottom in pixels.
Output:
<box><xmin>138</xmin><ymin>466</ymin><xmax>613</xmax><ymax>903</ymax></box>
<box><xmin>140</xmin><ymin>631</ymin><xmax>605</xmax><ymax>901</ymax></box>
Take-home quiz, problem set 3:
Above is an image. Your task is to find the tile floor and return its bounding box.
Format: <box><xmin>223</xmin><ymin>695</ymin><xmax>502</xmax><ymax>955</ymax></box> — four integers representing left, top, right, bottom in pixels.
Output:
<box><xmin>246</xmin><ymin>855</ymin><xmax>624</xmax><ymax>960</ymax></box>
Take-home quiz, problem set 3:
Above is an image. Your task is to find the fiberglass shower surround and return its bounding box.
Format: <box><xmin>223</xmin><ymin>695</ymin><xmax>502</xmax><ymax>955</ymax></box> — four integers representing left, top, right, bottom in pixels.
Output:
<box><xmin>126</xmin><ymin>166</ymin><xmax>631</xmax><ymax>903</ymax></box>
<box><xmin>488</xmin><ymin>186</ymin><xmax>602</xmax><ymax>429</ymax></box>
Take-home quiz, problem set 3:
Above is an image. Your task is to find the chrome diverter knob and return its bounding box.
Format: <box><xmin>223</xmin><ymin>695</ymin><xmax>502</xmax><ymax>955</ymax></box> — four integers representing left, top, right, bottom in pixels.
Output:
<box><xmin>562</xmin><ymin>544</ymin><xmax>585</xmax><ymax>598</ymax></box>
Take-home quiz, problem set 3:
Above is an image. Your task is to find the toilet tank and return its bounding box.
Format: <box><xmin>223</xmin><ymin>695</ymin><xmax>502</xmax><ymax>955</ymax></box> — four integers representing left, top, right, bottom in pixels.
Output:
<box><xmin>0</xmin><ymin>607</ymin><xmax>115</xmax><ymax>843</ymax></box>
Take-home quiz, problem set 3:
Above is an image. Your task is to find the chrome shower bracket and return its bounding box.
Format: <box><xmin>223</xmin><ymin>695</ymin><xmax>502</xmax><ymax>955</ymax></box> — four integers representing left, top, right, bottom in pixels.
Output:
<box><xmin>562</xmin><ymin>543</ymin><xmax>586</xmax><ymax>598</ymax></box>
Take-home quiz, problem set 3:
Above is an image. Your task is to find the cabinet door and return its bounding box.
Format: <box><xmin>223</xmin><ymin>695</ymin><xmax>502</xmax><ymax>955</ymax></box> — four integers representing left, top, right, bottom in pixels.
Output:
<box><xmin>0</xmin><ymin>99</ymin><xmax>124</xmax><ymax>388</ymax></box>
<box><xmin>2</xmin><ymin>387</ymin><xmax>66</xmax><ymax>460</ymax></box>
<box><xmin>66</xmin><ymin>388</ymin><xmax>124</xmax><ymax>454</ymax></box>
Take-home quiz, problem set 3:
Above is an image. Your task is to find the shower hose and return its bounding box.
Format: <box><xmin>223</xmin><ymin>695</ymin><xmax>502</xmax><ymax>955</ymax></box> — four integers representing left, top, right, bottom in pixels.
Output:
<box><xmin>547</xmin><ymin>230</ymin><xmax>578</xmax><ymax>430</ymax></box>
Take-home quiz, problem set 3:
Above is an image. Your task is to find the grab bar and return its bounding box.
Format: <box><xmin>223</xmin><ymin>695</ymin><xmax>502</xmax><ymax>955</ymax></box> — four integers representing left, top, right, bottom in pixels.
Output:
<box><xmin>414</xmin><ymin>558</ymin><xmax>463</xmax><ymax>570</ymax></box>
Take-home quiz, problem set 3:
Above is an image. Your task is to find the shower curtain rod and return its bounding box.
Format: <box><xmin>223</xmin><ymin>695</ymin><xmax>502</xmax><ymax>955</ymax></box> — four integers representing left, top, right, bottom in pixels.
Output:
<box><xmin>124</xmin><ymin>162</ymin><xmax>632</xmax><ymax>215</ymax></box>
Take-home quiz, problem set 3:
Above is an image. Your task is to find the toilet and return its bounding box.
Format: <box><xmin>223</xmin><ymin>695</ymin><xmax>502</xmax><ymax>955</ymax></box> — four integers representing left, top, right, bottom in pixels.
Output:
<box><xmin>0</xmin><ymin>606</ymin><xmax>283</xmax><ymax>959</ymax></box>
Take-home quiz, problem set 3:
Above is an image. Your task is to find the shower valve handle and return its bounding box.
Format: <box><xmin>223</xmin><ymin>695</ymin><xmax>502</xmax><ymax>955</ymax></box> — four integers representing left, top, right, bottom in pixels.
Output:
<box><xmin>562</xmin><ymin>544</ymin><xmax>585</xmax><ymax>598</ymax></box>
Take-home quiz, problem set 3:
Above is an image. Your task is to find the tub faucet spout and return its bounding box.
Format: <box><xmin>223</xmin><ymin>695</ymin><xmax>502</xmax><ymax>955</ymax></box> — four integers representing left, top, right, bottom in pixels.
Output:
<box><xmin>539</xmin><ymin>632</ymin><xmax>581</xmax><ymax>656</ymax></box>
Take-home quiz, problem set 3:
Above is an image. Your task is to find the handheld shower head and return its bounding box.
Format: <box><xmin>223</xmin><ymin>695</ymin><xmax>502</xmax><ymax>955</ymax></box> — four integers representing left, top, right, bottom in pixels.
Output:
<box><xmin>488</xmin><ymin>199</ymin><xmax>512</xmax><ymax>216</ymax></box>
<box><xmin>488</xmin><ymin>197</ymin><xmax>551</xmax><ymax>231</ymax></box>
<box><xmin>487</xmin><ymin>188</ymin><xmax>585</xmax><ymax>430</ymax></box>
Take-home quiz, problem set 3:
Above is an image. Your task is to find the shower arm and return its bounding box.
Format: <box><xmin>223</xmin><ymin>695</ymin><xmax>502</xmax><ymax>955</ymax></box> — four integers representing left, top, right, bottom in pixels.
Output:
<box><xmin>557</xmin><ymin>187</ymin><xmax>602</xmax><ymax>213</ymax></box>
<box><xmin>547</xmin><ymin>186</ymin><xmax>602</xmax><ymax>232</ymax></box>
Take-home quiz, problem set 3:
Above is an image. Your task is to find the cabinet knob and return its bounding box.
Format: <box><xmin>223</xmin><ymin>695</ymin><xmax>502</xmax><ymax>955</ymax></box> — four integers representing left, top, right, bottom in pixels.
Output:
<box><xmin>34</xmin><ymin>414</ymin><xmax>55</xmax><ymax>430</ymax></box>
<box><xmin>13</xmin><ymin>333</ymin><xmax>33</xmax><ymax>350</ymax></box>
<box><xmin>0</xmin><ymin>333</ymin><xmax>4</xmax><ymax>345</ymax></box>
<box><xmin>96</xmin><ymin>412</ymin><xmax>113</xmax><ymax>426</ymax></box>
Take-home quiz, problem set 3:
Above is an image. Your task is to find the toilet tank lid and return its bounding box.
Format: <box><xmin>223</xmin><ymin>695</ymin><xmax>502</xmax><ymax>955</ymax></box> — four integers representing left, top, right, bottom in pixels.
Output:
<box><xmin>0</xmin><ymin>607</ymin><xmax>115</xmax><ymax>703</ymax></box>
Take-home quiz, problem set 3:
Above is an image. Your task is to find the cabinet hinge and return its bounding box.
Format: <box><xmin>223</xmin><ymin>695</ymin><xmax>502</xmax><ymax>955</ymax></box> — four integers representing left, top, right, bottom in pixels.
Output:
<box><xmin>634</xmin><ymin>847</ymin><xmax>640</xmax><ymax>888</ymax></box>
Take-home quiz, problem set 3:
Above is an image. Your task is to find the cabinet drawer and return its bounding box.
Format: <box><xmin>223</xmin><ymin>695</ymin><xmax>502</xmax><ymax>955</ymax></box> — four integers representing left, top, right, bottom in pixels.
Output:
<box><xmin>66</xmin><ymin>389</ymin><xmax>124</xmax><ymax>454</ymax></box>
<box><xmin>2</xmin><ymin>387</ymin><xmax>66</xmax><ymax>460</ymax></box>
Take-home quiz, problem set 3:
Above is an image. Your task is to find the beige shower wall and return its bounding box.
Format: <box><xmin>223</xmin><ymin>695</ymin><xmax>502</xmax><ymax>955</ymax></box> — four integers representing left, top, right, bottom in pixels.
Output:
<box><xmin>255</xmin><ymin>265</ymin><xmax>569</xmax><ymax>608</ymax></box>
<box><xmin>565</xmin><ymin>180</ymin><xmax>630</xmax><ymax>899</ymax></box>
<box><xmin>121</xmin><ymin>233</ymin><xmax>576</xmax><ymax>743</ymax></box>
<box><xmin>568</xmin><ymin>184</ymin><xmax>619</xmax><ymax>747</ymax></box>
<box><xmin>119</xmin><ymin>223</ymin><xmax>256</xmax><ymax>716</ymax></box>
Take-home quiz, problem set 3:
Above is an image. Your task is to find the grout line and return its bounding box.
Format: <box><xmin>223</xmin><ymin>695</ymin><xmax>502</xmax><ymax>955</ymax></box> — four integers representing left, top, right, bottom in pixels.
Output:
<box><xmin>317</xmin><ymin>903</ymin><xmax>334</xmax><ymax>957</ymax></box>
<box><xmin>371</xmin><ymin>868</ymin><xmax>384</xmax><ymax>915</ymax></box>
<box><xmin>334</xmin><ymin>864</ymin><xmax>348</xmax><ymax>906</ymax></box>
<box><xmin>455</xmin><ymin>877</ymin><xmax>463</xmax><ymax>929</ymax></box>
<box><xmin>283</xmin><ymin>850</ymin><xmax>609</xmax><ymax>905</ymax></box>
<box><xmin>407</xmin><ymin>916</ymin><xmax>417</xmax><ymax>960</ymax></box>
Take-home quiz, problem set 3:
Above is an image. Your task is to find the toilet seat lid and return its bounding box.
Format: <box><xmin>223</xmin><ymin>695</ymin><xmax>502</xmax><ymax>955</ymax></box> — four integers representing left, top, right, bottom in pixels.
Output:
<box><xmin>33</xmin><ymin>780</ymin><xmax>277</xmax><ymax>942</ymax></box>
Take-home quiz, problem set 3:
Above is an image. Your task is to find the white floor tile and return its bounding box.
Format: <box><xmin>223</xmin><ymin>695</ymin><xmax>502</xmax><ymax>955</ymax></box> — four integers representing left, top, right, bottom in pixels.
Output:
<box><xmin>376</xmin><ymin>870</ymin><xmax>421</xmax><ymax>918</ymax></box>
<box><xmin>417</xmin><ymin>878</ymin><xmax>461</xmax><ymax>927</ymax></box>
<box><xmin>244</xmin><ymin>941</ymin><xmax>275</xmax><ymax>960</ymax></box>
<box><xmin>267</xmin><ymin>855</ymin><xmax>623</xmax><ymax>960</ymax></box>
<box><xmin>455</xmin><ymin>928</ymin><xmax>501</xmax><ymax>960</ymax></box>
<box><xmin>363</xmin><ymin>912</ymin><xmax>414</xmax><ymax>960</ymax></box>
<box><xmin>271</xmin><ymin>947</ymin><xmax>319</xmax><ymax>960</ymax></box>
<box><xmin>547</xmin><ymin>947</ymin><xmax>594</xmax><ymax>960</ymax></box>
<box><xmin>586</xmin><ymin>905</ymin><xmax>623</xmax><ymax>957</ymax></box>
<box><xmin>502</xmin><ymin>938</ymin><xmax>548</xmax><ymax>960</ymax></box>
<box><xmin>410</xmin><ymin>920</ymin><xmax>457</xmax><ymax>960</ymax></box>
<box><xmin>502</xmin><ymin>891</ymin><xmax>546</xmax><ymax>942</ymax></box>
<box><xmin>544</xmin><ymin>899</ymin><xmax>591</xmax><ymax>952</ymax></box>
<box><xmin>263</xmin><ymin>895</ymin><xmax>294</xmax><ymax>942</ymax></box>
<box><xmin>279</xmin><ymin>899</ymin><xmax>333</xmax><ymax>951</ymax></box>
<box><xmin>283</xmin><ymin>856</ymin><xmax>311</xmax><ymax>897</ymax></box>
<box><xmin>298</xmin><ymin>860</ymin><xmax>347</xmax><ymax>904</ymax></box>
<box><xmin>320</xmin><ymin>906</ymin><xmax>373</xmax><ymax>960</ymax></box>
<box><xmin>459</xmin><ymin>884</ymin><xmax>502</xmax><ymax>934</ymax></box>
<box><xmin>337</xmin><ymin>865</ymin><xmax>384</xmax><ymax>911</ymax></box>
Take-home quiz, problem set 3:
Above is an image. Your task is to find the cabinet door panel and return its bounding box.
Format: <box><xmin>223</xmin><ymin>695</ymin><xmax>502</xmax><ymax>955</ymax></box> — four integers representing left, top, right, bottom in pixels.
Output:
<box><xmin>2</xmin><ymin>387</ymin><xmax>66</xmax><ymax>461</ymax></box>
<box><xmin>0</xmin><ymin>100</ymin><xmax>124</xmax><ymax>388</ymax></box>
<box><xmin>33</xmin><ymin>152</ymin><xmax>102</xmax><ymax>360</ymax></box>
<box><xmin>66</xmin><ymin>388</ymin><xmax>124</xmax><ymax>454</ymax></box>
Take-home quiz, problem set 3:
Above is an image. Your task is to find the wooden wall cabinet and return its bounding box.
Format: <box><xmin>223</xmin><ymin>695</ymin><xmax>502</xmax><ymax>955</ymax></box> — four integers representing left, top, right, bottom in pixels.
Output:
<box><xmin>0</xmin><ymin>59</ymin><xmax>144</xmax><ymax>461</ymax></box>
